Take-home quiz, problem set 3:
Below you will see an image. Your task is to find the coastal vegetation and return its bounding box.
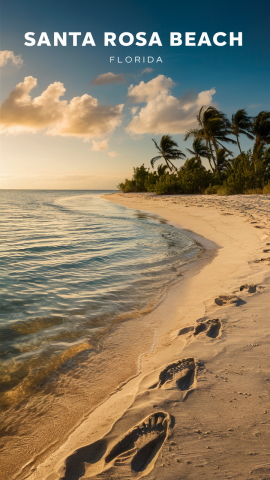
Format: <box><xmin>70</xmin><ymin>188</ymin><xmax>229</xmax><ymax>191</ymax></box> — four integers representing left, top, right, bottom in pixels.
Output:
<box><xmin>118</xmin><ymin>107</ymin><xmax>270</xmax><ymax>195</ymax></box>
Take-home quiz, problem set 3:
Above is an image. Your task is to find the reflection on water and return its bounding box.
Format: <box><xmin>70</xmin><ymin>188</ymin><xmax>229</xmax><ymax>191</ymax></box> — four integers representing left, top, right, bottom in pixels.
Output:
<box><xmin>0</xmin><ymin>190</ymin><xmax>200</xmax><ymax>408</ymax></box>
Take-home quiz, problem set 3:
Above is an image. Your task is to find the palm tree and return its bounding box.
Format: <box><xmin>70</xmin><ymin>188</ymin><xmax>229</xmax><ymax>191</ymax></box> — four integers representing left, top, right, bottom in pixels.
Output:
<box><xmin>231</xmin><ymin>109</ymin><xmax>254</xmax><ymax>153</ymax></box>
<box><xmin>182</xmin><ymin>157</ymin><xmax>203</xmax><ymax>170</ymax></box>
<box><xmin>157</xmin><ymin>164</ymin><xmax>170</xmax><ymax>176</ymax></box>
<box><xmin>186</xmin><ymin>138</ymin><xmax>211</xmax><ymax>161</ymax></box>
<box><xmin>151</xmin><ymin>135</ymin><xmax>186</xmax><ymax>171</ymax></box>
<box><xmin>252</xmin><ymin>111</ymin><xmax>270</xmax><ymax>153</ymax></box>
<box><xmin>184</xmin><ymin>106</ymin><xmax>236</xmax><ymax>177</ymax></box>
<box><xmin>216</xmin><ymin>148</ymin><xmax>232</xmax><ymax>173</ymax></box>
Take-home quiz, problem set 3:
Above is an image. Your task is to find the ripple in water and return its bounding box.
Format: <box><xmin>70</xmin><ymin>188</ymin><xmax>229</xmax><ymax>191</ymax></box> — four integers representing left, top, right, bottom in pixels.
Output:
<box><xmin>0</xmin><ymin>190</ymin><xmax>200</xmax><ymax>407</ymax></box>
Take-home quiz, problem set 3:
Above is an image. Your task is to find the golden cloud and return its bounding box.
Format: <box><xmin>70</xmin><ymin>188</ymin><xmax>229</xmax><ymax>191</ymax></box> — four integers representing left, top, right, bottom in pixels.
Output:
<box><xmin>126</xmin><ymin>75</ymin><xmax>216</xmax><ymax>134</ymax></box>
<box><xmin>0</xmin><ymin>76</ymin><xmax>124</xmax><ymax>140</ymax></box>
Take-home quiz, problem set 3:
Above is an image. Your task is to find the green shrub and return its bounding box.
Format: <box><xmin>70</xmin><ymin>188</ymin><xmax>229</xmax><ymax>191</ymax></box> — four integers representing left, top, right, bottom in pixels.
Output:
<box><xmin>263</xmin><ymin>182</ymin><xmax>270</xmax><ymax>194</ymax></box>
<box><xmin>117</xmin><ymin>179</ymin><xmax>137</xmax><ymax>193</ymax></box>
<box><xmin>244</xmin><ymin>188</ymin><xmax>263</xmax><ymax>195</ymax></box>
<box><xmin>204</xmin><ymin>185</ymin><xmax>220</xmax><ymax>195</ymax></box>
<box><xmin>216</xmin><ymin>184</ymin><xmax>234</xmax><ymax>196</ymax></box>
<box><xmin>154</xmin><ymin>174</ymin><xmax>183</xmax><ymax>195</ymax></box>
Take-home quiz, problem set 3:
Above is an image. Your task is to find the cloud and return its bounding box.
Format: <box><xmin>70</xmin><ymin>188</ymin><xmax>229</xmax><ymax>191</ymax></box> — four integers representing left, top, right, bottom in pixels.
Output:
<box><xmin>0</xmin><ymin>50</ymin><xmax>23</xmax><ymax>68</ymax></box>
<box><xmin>0</xmin><ymin>76</ymin><xmax>124</xmax><ymax>140</ymax></box>
<box><xmin>91</xmin><ymin>139</ymin><xmax>109</xmax><ymax>151</ymax></box>
<box><xmin>130</xmin><ymin>107</ymin><xmax>139</xmax><ymax>115</ymax></box>
<box><xmin>108</xmin><ymin>151</ymin><xmax>119</xmax><ymax>157</ymax></box>
<box><xmin>91</xmin><ymin>72</ymin><xmax>125</xmax><ymax>85</ymax></box>
<box><xmin>126</xmin><ymin>75</ymin><xmax>216</xmax><ymax>135</ymax></box>
<box><xmin>140</xmin><ymin>68</ymin><xmax>154</xmax><ymax>76</ymax></box>
<box><xmin>127</xmin><ymin>75</ymin><xmax>174</xmax><ymax>103</ymax></box>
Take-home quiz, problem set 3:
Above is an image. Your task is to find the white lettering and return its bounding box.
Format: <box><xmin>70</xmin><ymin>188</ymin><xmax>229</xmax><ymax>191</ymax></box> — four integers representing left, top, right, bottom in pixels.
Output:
<box><xmin>24</xmin><ymin>32</ymin><xmax>35</xmax><ymax>46</ymax></box>
<box><xmin>230</xmin><ymin>32</ymin><xmax>242</xmax><ymax>46</ymax></box>
<box><xmin>105</xmin><ymin>32</ymin><xmax>116</xmax><ymax>46</ymax></box>
<box><xmin>82</xmin><ymin>32</ymin><xmax>96</xmax><ymax>46</ymax></box>
<box><xmin>213</xmin><ymin>32</ymin><xmax>227</xmax><ymax>46</ymax></box>
<box><xmin>119</xmin><ymin>32</ymin><xmax>134</xmax><ymax>46</ymax></box>
<box><xmin>136</xmin><ymin>32</ymin><xmax>147</xmax><ymax>46</ymax></box>
<box><xmin>198</xmin><ymin>32</ymin><xmax>211</xmax><ymax>46</ymax></box>
<box><xmin>185</xmin><ymin>32</ymin><xmax>196</xmax><ymax>46</ymax></box>
<box><xmin>37</xmin><ymin>32</ymin><xmax>51</xmax><ymax>46</ymax></box>
<box><xmin>149</xmin><ymin>32</ymin><xmax>162</xmax><ymax>46</ymax></box>
<box><xmin>68</xmin><ymin>32</ymin><xmax>81</xmax><ymax>46</ymax></box>
<box><xmin>54</xmin><ymin>32</ymin><xmax>67</xmax><ymax>46</ymax></box>
<box><xmin>170</xmin><ymin>32</ymin><xmax>182</xmax><ymax>46</ymax></box>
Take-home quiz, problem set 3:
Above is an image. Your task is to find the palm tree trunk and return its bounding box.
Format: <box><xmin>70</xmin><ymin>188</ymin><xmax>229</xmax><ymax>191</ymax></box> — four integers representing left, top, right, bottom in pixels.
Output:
<box><xmin>215</xmin><ymin>139</ymin><xmax>232</xmax><ymax>155</ymax></box>
<box><xmin>206</xmin><ymin>140</ymin><xmax>215</xmax><ymax>172</ymax></box>
<box><xmin>211</xmin><ymin>139</ymin><xmax>222</xmax><ymax>181</ymax></box>
<box><xmin>163</xmin><ymin>154</ymin><xmax>174</xmax><ymax>172</ymax></box>
<box><xmin>236</xmin><ymin>135</ymin><xmax>242</xmax><ymax>153</ymax></box>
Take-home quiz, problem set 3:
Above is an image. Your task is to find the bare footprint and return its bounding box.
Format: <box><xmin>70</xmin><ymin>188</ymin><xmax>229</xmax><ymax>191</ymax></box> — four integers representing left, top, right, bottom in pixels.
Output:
<box><xmin>214</xmin><ymin>295</ymin><xmax>242</xmax><ymax>306</ymax></box>
<box><xmin>178</xmin><ymin>325</ymin><xmax>194</xmax><ymax>335</ymax></box>
<box><xmin>206</xmin><ymin>319</ymin><xmax>221</xmax><ymax>338</ymax></box>
<box><xmin>105</xmin><ymin>411</ymin><xmax>172</xmax><ymax>474</ymax></box>
<box><xmin>240</xmin><ymin>284</ymin><xmax>257</xmax><ymax>293</ymax></box>
<box><xmin>194</xmin><ymin>319</ymin><xmax>221</xmax><ymax>339</ymax></box>
<box><xmin>157</xmin><ymin>358</ymin><xmax>196</xmax><ymax>391</ymax></box>
<box><xmin>60</xmin><ymin>439</ymin><xmax>107</xmax><ymax>480</ymax></box>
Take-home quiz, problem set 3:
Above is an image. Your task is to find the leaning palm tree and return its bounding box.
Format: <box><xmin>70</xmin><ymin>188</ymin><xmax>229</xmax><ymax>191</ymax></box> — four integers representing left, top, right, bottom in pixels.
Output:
<box><xmin>151</xmin><ymin>135</ymin><xmax>186</xmax><ymax>171</ymax></box>
<box><xmin>252</xmin><ymin>111</ymin><xmax>270</xmax><ymax>153</ymax></box>
<box><xmin>186</xmin><ymin>138</ymin><xmax>211</xmax><ymax>161</ymax></box>
<box><xmin>185</xmin><ymin>106</ymin><xmax>236</xmax><ymax>177</ymax></box>
<box><xmin>231</xmin><ymin>109</ymin><xmax>254</xmax><ymax>153</ymax></box>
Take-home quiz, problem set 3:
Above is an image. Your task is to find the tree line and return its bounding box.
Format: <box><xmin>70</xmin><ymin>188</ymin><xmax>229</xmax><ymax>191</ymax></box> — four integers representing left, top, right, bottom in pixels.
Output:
<box><xmin>118</xmin><ymin>107</ymin><xmax>270</xmax><ymax>195</ymax></box>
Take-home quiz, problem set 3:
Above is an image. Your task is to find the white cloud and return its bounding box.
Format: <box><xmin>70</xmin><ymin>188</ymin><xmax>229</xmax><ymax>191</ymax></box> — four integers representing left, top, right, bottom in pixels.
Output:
<box><xmin>0</xmin><ymin>76</ymin><xmax>124</xmax><ymax>140</ymax></box>
<box><xmin>140</xmin><ymin>68</ymin><xmax>154</xmax><ymax>76</ymax></box>
<box><xmin>108</xmin><ymin>151</ymin><xmax>119</xmax><ymax>157</ymax></box>
<box><xmin>126</xmin><ymin>75</ymin><xmax>216</xmax><ymax>135</ymax></box>
<box><xmin>91</xmin><ymin>139</ymin><xmax>109</xmax><ymax>151</ymax></box>
<box><xmin>91</xmin><ymin>72</ymin><xmax>125</xmax><ymax>85</ymax></box>
<box><xmin>127</xmin><ymin>75</ymin><xmax>174</xmax><ymax>103</ymax></box>
<box><xmin>0</xmin><ymin>50</ymin><xmax>23</xmax><ymax>68</ymax></box>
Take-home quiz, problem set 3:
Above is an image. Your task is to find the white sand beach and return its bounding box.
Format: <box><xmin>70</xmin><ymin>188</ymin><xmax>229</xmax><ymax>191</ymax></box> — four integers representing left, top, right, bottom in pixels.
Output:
<box><xmin>5</xmin><ymin>193</ymin><xmax>270</xmax><ymax>480</ymax></box>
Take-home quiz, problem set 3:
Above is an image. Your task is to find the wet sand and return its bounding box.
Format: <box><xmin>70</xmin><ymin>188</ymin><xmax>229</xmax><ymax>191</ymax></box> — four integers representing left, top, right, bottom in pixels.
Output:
<box><xmin>5</xmin><ymin>193</ymin><xmax>270</xmax><ymax>480</ymax></box>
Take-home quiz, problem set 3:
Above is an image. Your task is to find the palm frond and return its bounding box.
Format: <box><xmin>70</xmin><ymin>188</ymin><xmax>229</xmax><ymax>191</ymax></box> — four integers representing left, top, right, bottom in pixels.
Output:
<box><xmin>150</xmin><ymin>155</ymin><xmax>162</xmax><ymax>168</ymax></box>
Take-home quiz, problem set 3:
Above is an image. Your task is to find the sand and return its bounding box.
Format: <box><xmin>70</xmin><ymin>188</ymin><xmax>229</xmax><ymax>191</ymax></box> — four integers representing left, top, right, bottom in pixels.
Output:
<box><xmin>8</xmin><ymin>193</ymin><xmax>270</xmax><ymax>480</ymax></box>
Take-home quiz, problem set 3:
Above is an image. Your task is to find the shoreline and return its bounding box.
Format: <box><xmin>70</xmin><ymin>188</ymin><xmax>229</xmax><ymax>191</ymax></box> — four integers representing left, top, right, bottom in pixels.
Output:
<box><xmin>8</xmin><ymin>193</ymin><xmax>270</xmax><ymax>480</ymax></box>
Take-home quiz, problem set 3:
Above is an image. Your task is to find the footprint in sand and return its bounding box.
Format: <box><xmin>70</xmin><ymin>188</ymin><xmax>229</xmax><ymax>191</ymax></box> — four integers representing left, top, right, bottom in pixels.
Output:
<box><xmin>254</xmin><ymin>257</ymin><xmax>270</xmax><ymax>263</ymax></box>
<box><xmin>178</xmin><ymin>325</ymin><xmax>194</xmax><ymax>335</ymax></box>
<box><xmin>178</xmin><ymin>319</ymin><xmax>222</xmax><ymax>339</ymax></box>
<box><xmin>60</xmin><ymin>439</ymin><xmax>107</xmax><ymax>480</ymax></box>
<box><xmin>214</xmin><ymin>295</ymin><xmax>242</xmax><ymax>306</ymax></box>
<box><xmin>105</xmin><ymin>411</ymin><xmax>172</xmax><ymax>474</ymax></box>
<box><xmin>157</xmin><ymin>358</ymin><xmax>196</xmax><ymax>391</ymax></box>
<box><xmin>194</xmin><ymin>319</ymin><xmax>222</xmax><ymax>338</ymax></box>
<box><xmin>240</xmin><ymin>284</ymin><xmax>257</xmax><ymax>293</ymax></box>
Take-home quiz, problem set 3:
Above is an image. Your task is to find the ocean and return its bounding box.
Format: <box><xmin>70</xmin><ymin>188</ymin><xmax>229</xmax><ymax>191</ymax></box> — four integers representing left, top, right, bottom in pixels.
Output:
<box><xmin>0</xmin><ymin>190</ymin><xmax>200</xmax><ymax>409</ymax></box>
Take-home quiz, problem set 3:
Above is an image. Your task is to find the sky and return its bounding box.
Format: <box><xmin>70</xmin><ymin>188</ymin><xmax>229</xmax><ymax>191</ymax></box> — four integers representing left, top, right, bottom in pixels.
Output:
<box><xmin>0</xmin><ymin>0</ymin><xmax>270</xmax><ymax>189</ymax></box>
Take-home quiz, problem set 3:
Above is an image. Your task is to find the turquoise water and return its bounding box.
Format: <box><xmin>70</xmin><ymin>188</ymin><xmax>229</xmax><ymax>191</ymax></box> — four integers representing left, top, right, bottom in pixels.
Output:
<box><xmin>0</xmin><ymin>190</ymin><xmax>199</xmax><ymax>407</ymax></box>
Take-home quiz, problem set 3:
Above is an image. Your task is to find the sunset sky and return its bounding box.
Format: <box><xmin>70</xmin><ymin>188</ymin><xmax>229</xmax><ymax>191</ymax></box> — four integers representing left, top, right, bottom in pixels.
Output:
<box><xmin>1</xmin><ymin>0</ymin><xmax>269</xmax><ymax>189</ymax></box>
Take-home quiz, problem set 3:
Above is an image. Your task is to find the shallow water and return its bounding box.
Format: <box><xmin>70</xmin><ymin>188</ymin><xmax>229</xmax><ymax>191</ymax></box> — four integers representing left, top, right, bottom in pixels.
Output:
<box><xmin>0</xmin><ymin>190</ymin><xmax>199</xmax><ymax>408</ymax></box>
